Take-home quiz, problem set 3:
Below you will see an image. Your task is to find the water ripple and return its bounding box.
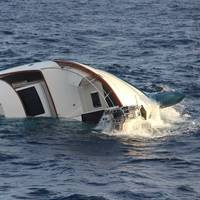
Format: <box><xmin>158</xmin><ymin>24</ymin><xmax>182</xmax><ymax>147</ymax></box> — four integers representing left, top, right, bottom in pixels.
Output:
<box><xmin>0</xmin><ymin>0</ymin><xmax>199</xmax><ymax>199</ymax></box>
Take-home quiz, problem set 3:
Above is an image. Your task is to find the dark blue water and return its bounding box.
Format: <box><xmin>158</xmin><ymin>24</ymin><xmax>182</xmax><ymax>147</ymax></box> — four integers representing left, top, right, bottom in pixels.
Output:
<box><xmin>0</xmin><ymin>0</ymin><xmax>200</xmax><ymax>199</ymax></box>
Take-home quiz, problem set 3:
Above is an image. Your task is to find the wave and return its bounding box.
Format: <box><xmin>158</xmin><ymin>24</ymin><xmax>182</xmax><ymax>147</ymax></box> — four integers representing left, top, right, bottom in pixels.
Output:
<box><xmin>97</xmin><ymin>100</ymin><xmax>197</xmax><ymax>139</ymax></box>
<box><xmin>50</xmin><ymin>194</ymin><xmax>108</xmax><ymax>200</ymax></box>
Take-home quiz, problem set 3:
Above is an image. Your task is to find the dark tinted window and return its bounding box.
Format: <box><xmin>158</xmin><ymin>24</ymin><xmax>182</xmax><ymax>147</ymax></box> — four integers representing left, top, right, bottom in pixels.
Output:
<box><xmin>103</xmin><ymin>86</ymin><xmax>118</xmax><ymax>107</ymax></box>
<box><xmin>17</xmin><ymin>87</ymin><xmax>45</xmax><ymax>116</ymax></box>
<box><xmin>104</xmin><ymin>92</ymin><xmax>114</xmax><ymax>107</ymax></box>
<box><xmin>91</xmin><ymin>92</ymin><xmax>101</xmax><ymax>108</ymax></box>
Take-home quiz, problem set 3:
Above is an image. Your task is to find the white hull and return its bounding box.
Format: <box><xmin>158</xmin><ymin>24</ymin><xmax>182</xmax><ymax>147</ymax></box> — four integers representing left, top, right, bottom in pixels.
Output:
<box><xmin>0</xmin><ymin>60</ymin><xmax>169</xmax><ymax>125</ymax></box>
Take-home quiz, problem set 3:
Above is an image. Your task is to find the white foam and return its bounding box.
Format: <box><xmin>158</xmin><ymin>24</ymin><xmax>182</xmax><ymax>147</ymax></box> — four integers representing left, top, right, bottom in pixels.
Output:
<box><xmin>99</xmin><ymin>103</ymin><xmax>190</xmax><ymax>139</ymax></box>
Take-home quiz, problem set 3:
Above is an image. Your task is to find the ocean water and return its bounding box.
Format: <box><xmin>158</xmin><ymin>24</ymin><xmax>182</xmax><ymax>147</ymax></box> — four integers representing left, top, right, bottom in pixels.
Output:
<box><xmin>0</xmin><ymin>0</ymin><xmax>200</xmax><ymax>199</ymax></box>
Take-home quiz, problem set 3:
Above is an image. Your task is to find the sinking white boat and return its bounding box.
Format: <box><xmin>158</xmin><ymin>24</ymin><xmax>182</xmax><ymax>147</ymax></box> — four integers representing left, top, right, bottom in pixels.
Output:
<box><xmin>0</xmin><ymin>60</ymin><xmax>184</xmax><ymax>127</ymax></box>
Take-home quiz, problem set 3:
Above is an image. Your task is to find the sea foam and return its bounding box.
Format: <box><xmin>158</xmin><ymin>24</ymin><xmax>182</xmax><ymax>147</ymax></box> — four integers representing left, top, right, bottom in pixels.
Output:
<box><xmin>100</xmin><ymin>103</ymin><xmax>188</xmax><ymax>139</ymax></box>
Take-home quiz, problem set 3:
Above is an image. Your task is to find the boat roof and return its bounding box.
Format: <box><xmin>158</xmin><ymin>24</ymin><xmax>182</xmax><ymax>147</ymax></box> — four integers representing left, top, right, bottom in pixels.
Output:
<box><xmin>0</xmin><ymin>59</ymin><xmax>152</xmax><ymax>109</ymax></box>
<box><xmin>0</xmin><ymin>61</ymin><xmax>60</xmax><ymax>75</ymax></box>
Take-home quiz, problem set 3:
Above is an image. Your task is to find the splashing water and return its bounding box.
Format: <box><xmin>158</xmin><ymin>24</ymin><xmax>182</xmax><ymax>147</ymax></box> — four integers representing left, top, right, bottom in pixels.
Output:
<box><xmin>99</xmin><ymin>102</ymin><xmax>191</xmax><ymax>139</ymax></box>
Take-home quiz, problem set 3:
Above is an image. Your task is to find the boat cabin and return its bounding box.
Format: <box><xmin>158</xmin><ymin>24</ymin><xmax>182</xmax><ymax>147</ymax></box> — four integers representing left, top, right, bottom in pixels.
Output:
<box><xmin>0</xmin><ymin>60</ymin><xmax>151</xmax><ymax>123</ymax></box>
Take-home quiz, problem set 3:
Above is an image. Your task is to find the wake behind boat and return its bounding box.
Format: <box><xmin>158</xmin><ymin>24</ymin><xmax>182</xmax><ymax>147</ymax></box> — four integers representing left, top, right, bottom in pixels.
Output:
<box><xmin>0</xmin><ymin>60</ymin><xmax>184</xmax><ymax>128</ymax></box>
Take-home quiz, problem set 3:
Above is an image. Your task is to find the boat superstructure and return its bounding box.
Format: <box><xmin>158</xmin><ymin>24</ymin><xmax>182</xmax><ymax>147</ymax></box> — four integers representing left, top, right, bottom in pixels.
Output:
<box><xmin>0</xmin><ymin>60</ymin><xmax>184</xmax><ymax>126</ymax></box>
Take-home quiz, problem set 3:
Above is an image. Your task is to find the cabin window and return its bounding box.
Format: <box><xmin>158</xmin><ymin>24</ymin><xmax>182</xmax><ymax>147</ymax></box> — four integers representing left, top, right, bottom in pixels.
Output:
<box><xmin>104</xmin><ymin>92</ymin><xmax>114</xmax><ymax>107</ymax></box>
<box><xmin>91</xmin><ymin>92</ymin><xmax>101</xmax><ymax>108</ymax></box>
<box><xmin>17</xmin><ymin>87</ymin><xmax>45</xmax><ymax>116</ymax></box>
<box><xmin>103</xmin><ymin>86</ymin><xmax>118</xmax><ymax>107</ymax></box>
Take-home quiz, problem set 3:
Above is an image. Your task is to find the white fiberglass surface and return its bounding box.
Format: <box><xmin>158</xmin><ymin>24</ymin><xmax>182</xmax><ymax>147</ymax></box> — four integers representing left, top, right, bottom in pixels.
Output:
<box><xmin>0</xmin><ymin>80</ymin><xmax>26</xmax><ymax>117</ymax></box>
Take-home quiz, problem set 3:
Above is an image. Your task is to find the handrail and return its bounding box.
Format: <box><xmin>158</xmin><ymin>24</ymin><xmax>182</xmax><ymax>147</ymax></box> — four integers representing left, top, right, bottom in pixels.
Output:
<box><xmin>61</xmin><ymin>67</ymin><xmax>116</xmax><ymax>108</ymax></box>
<box><xmin>54</xmin><ymin>60</ymin><xmax>122</xmax><ymax>107</ymax></box>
